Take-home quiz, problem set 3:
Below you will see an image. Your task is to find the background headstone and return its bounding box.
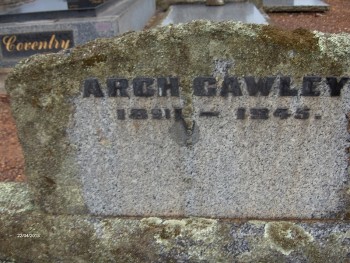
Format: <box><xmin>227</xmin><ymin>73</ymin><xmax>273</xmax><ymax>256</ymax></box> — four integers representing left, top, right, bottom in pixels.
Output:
<box><xmin>0</xmin><ymin>0</ymin><xmax>156</xmax><ymax>67</ymax></box>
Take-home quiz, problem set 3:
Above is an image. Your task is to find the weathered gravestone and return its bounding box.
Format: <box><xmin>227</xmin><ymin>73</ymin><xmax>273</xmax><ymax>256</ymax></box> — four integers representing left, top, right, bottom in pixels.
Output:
<box><xmin>1</xmin><ymin>21</ymin><xmax>350</xmax><ymax>261</ymax></box>
<box><xmin>7</xmin><ymin>21</ymin><xmax>350</xmax><ymax>219</ymax></box>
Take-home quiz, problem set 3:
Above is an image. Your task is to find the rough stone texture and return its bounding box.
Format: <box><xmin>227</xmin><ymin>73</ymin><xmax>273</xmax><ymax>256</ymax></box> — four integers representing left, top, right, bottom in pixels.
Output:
<box><xmin>5</xmin><ymin>21</ymin><xmax>350</xmax><ymax>219</ymax></box>
<box><xmin>0</xmin><ymin>183</ymin><xmax>349</xmax><ymax>262</ymax></box>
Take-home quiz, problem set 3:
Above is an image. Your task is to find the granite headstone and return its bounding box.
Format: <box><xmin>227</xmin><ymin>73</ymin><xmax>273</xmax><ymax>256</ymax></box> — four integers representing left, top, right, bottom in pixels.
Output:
<box><xmin>2</xmin><ymin>20</ymin><xmax>350</xmax><ymax>262</ymax></box>
<box><xmin>6</xmin><ymin>21</ymin><xmax>350</xmax><ymax>219</ymax></box>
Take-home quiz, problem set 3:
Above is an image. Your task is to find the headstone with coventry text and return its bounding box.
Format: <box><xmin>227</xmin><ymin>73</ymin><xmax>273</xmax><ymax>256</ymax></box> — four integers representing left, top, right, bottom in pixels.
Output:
<box><xmin>6</xmin><ymin>21</ymin><xmax>350</xmax><ymax>220</ymax></box>
<box><xmin>0</xmin><ymin>0</ymin><xmax>155</xmax><ymax>67</ymax></box>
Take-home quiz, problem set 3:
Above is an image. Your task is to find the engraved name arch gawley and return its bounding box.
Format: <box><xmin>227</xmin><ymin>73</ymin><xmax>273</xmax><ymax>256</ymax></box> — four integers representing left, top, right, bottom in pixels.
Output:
<box><xmin>83</xmin><ymin>75</ymin><xmax>349</xmax><ymax>121</ymax></box>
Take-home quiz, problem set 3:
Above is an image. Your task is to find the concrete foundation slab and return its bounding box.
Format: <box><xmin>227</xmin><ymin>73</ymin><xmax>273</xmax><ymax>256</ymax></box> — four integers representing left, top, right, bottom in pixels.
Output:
<box><xmin>160</xmin><ymin>2</ymin><xmax>268</xmax><ymax>26</ymax></box>
<box><xmin>263</xmin><ymin>0</ymin><xmax>329</xmax><ymax>12</ymax></box>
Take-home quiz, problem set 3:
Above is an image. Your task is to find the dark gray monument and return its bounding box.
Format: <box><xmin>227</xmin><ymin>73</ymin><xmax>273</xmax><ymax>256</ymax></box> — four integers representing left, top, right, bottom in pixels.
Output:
<box><xmin>0</xmin><ymin>0</ymin><xmax>155</xmax><ymax>67</ymax></box>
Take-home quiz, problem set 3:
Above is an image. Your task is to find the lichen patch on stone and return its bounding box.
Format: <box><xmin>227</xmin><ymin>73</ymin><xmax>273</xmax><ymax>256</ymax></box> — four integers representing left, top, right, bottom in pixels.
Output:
<box><xmin>264</xmin><ymin>222</ymin><xmax>314</xmax><ymax>255</ymax></box>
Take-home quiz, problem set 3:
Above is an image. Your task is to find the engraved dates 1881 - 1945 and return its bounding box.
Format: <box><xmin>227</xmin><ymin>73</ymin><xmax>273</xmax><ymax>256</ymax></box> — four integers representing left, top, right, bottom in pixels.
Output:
<box><xmin>109</xmin><ymin>107</ymin><xmax>311</xmax><ymax>121</ymax></box>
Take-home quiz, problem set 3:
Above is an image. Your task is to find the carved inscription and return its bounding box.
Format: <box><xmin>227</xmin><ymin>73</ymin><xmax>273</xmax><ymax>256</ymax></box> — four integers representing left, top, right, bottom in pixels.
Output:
<box><xmin>250</xmin><ymin>108</ymin><xmax>269</xmax><ymax>120</ymax></box>
<box><xmin>82</xmin><ymin>76</ymin><xmax>349</xmax><ymax>121</ymax></box>
<box><xmin>273</xmin><ymin>108</ymin><xmax>291</xmax><ymax>120</ymax></box>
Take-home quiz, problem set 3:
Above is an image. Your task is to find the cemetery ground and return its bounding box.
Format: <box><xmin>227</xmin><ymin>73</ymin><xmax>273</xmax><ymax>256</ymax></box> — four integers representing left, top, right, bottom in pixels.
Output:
<box><xmin>0</xmin><ymin>0</ymin><xmax>350</xmax><ymax>183</ymax></box>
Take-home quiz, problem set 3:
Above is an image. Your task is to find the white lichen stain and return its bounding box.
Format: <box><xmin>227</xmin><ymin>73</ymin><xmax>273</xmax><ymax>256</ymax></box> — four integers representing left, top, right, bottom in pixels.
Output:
<box><xmin>37</xmin><ymin>129</ymin><xmax>52</xmax><ymax>145</ymax></box>
<box><xmin>249</xmin><ymin>220</ymin><xmax>267</xmax><ymax>226</ymax></box>
<box><xmin>315</xmin><ymin>31</ymin><xmax>350</xmax><ymax>64</ymax></box>
<box><xmin>0</xmin><ymin>183</ymin><xmax>34</xmax><ymax>213</ymax></box>
<box><xmin>346</xmin><ymin>187</ymin><xmax>350</xmax><ymax>195</ymax></box>
<box><xmin>140</xmin><ymin>217</ymin><xmax>218</xmax><ymax>260</ymax></box>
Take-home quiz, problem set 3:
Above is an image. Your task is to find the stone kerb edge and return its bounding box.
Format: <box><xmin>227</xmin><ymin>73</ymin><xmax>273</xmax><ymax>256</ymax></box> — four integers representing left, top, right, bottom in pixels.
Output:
<box><xmin>0</xmin><ymin>182</ymin><xmax>349</xmax><ymax>262</ymax></box>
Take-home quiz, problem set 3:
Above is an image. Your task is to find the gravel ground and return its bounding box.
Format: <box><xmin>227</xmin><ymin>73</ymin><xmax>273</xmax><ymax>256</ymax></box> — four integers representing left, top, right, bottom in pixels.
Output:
<box><xmin>268</xmin><ymin>0</ymin><xmax>350</xmax><ymax>34</ymax></box>
<box><xmin>0</xmin><ymin>0</ymin><xmax>349</xmax><ymax>182</ymax></box>
<box><xmin>0</xmin><ymin>95</ymin><xmax>25</xmax><ymax>182</ymax></box>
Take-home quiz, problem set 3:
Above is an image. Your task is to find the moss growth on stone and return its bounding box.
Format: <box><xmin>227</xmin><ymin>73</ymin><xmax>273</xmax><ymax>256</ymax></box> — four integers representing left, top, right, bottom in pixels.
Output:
<box><xmin>259</xmin><ymin>26</ymin><xmax>319</xmax><ymax>52</ymax></box>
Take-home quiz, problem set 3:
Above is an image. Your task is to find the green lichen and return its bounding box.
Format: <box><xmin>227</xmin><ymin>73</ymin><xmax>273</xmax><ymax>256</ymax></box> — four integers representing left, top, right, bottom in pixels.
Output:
<box><xmin>259</xmin><ymin>26</ymin><xmax>319</xmax><ymax>52</ymax></box>
<box><xmin>0</xmin><ymin>183</ymin><xmax>34</xmax><ymax>213</ymax></box>
<box><xmin>264</xmin><ymin>222</ymin><xmax>314</xmax><ymax>255</ymax></box>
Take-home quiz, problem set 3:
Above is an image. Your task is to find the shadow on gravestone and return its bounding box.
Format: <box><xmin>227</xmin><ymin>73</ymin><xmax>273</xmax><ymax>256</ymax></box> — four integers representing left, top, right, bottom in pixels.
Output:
<box><xmin>1</xmin><ymin>21</ymin><xmax>350</xmax><ymax>262</ymax></box>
